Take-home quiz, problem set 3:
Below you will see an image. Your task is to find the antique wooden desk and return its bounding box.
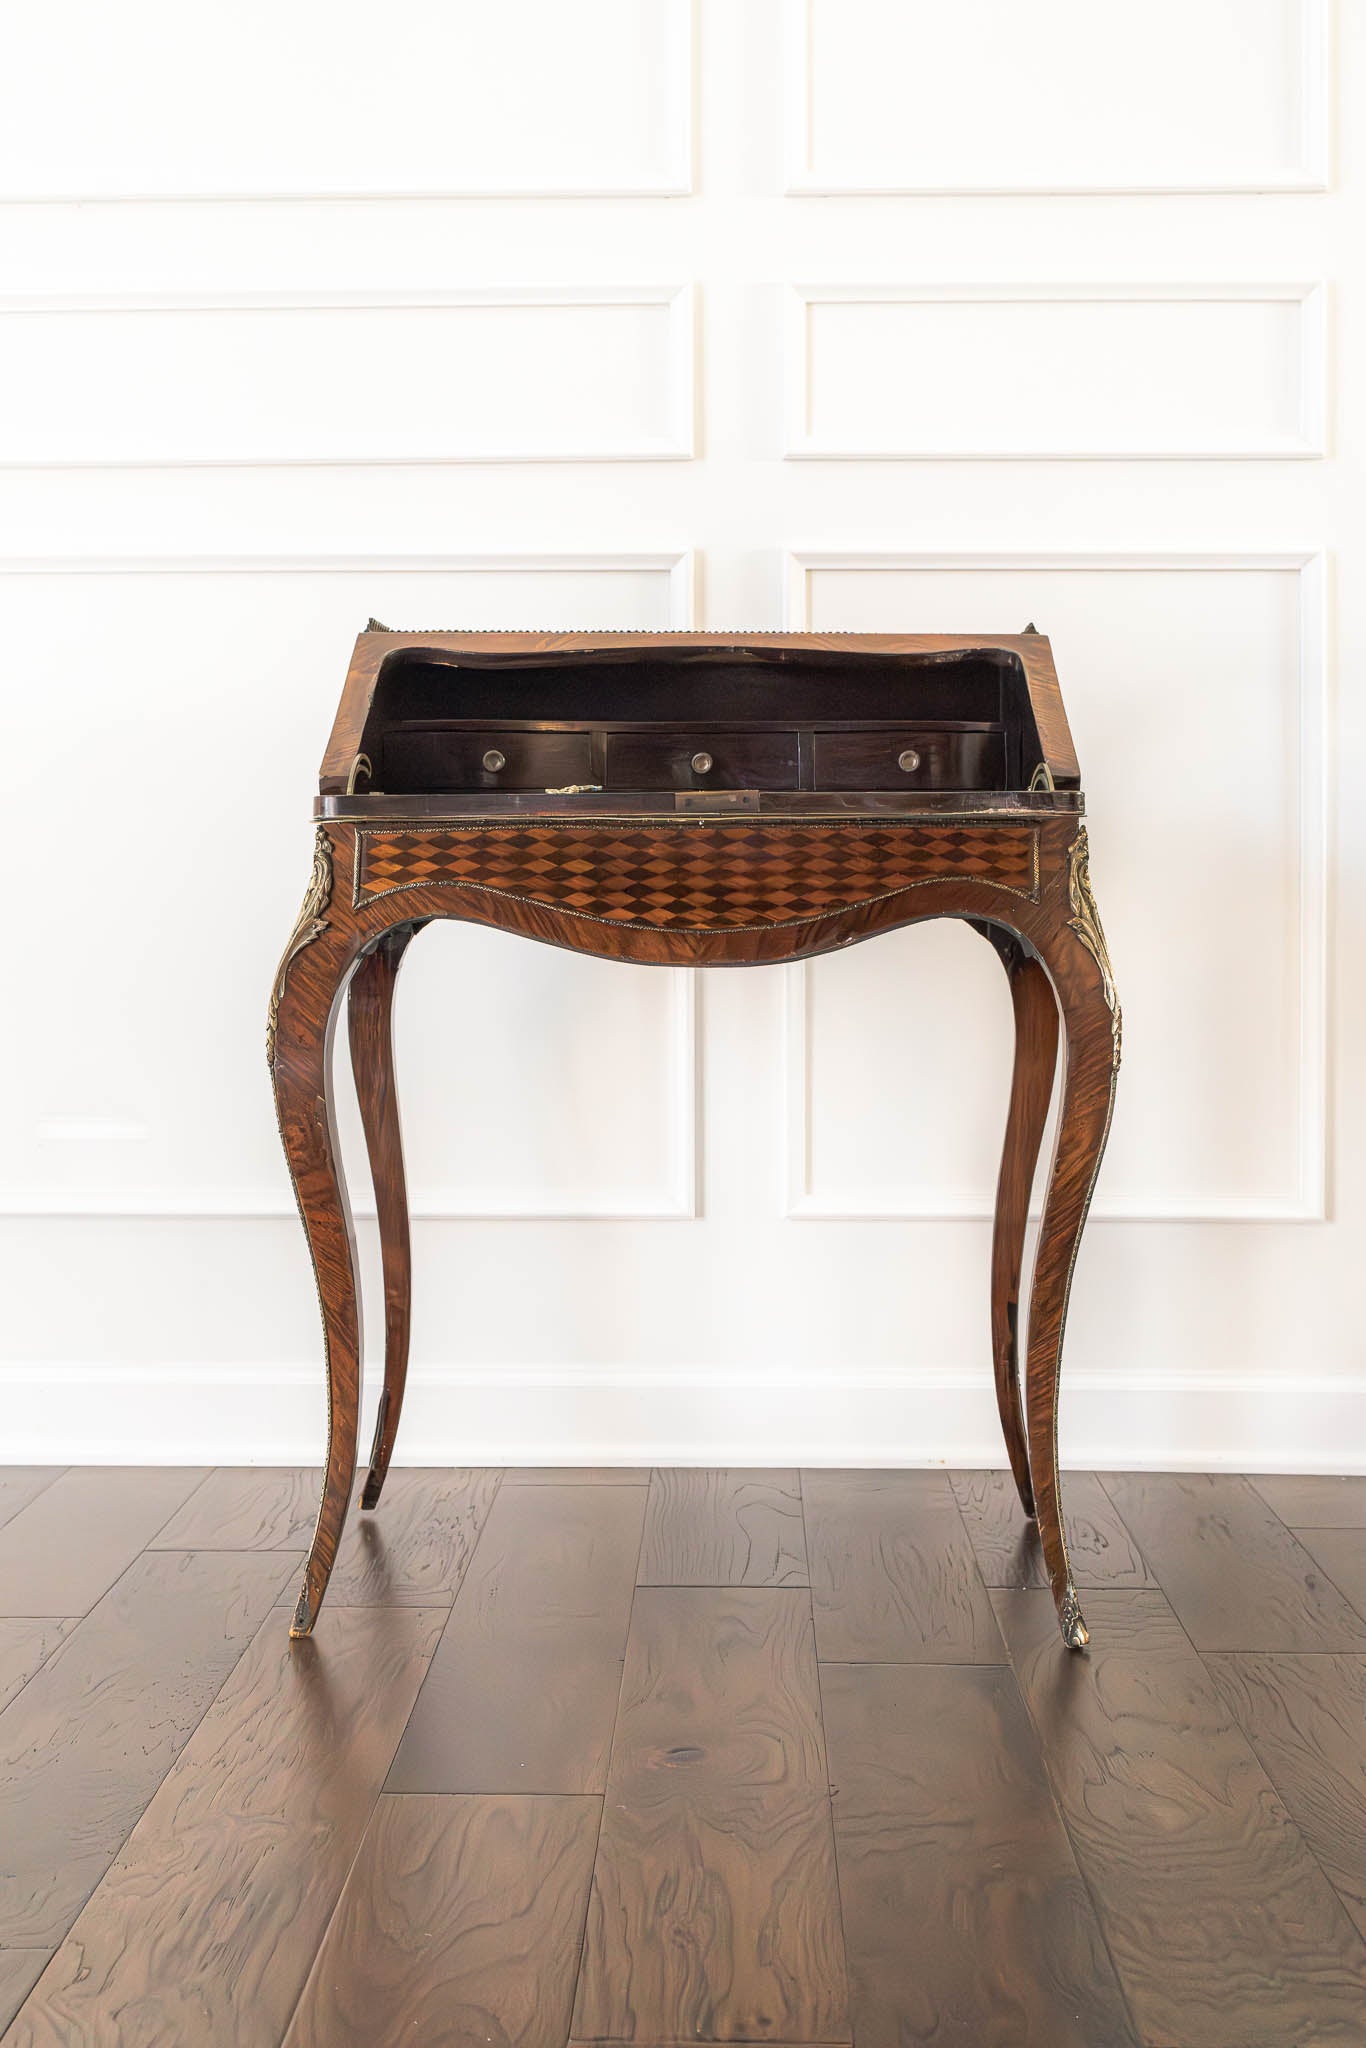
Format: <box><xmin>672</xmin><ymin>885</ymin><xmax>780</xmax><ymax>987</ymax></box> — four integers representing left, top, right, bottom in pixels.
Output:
<box><xmin>269</xmin><ymin>629</ymin><xmax>1120</xmax><ymax>1650</ymax></box>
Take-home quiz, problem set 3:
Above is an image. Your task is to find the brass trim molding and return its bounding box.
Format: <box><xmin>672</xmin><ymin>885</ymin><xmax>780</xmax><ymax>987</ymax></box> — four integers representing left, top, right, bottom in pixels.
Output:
<box><xmin>266</xmin><ymin>828</ymin><xmax>333</xmax><ymax>1069</ymax></box>
<box><xmin>1067</xmin><ymin>826</ymin><xmax>1122</xmax><ymax>1065</ymax></box>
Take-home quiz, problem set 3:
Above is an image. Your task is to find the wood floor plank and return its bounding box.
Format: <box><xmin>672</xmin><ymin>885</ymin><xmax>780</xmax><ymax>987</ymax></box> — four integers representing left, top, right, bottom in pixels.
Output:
<box><xmin>151</xmin><ymin>1467</ymin><xmax>321</xmax><ymax>1549</ymax></box>
<box><xmin>803</xmin><ymin>1470</ymin><xmax>1003</xmax><ymax>1663</ymax></box>
<box><xmin>503</xmin><ymin>1467</ymin><xmax>651</xmax><ymax>1485</ymax></box>
<box><xmin>283</xmin><ymin>1794</ymin><xmax>599</xmax><ymax>2047</ymax></box>
<box><xmin>637</xmin><ymin>1468</ymin><xmax>807</xmax><ymax>1587</ymax></box>
<box><xmin>1292</xmin><ymin>1529</ymin><xmax>1366</xmax><ymax>1624</ymax></box>
<box><xmin>951</xmin><ymin>1469</ymin><xmax>1156</xmax><ymax>1590</ymax></box>
<box><xmin>996</xmin><ymin>1587</ymin><xmax>1366</xmax><ymax>2047</ymax></box>
<box><xmin>272</xmin><ymin>1469</ymin><xmax>503</xmax><ymax>1609</ymax></box>
<box><xmin>1206</xmin><ymin>1653</ymin><xmax>1366</xmax><ymax>1942</ymax></box>
<box><xmin>0</xmin><ymin>1954</ymin><xmax>50</xmax><ymax>2037</ymax></box>
<box><xmin>0</xmin><ymin>1469</ymin><xmax>207</xmax><ymax>1617</ymax></box>
<box><xmin>387</xmin><ymin>1483</ymin><xmax>646</xmax><ymax>1795</ymax></box>
<box><xmin>1249</xmin><ymin>1474</ymin><xmax>1366</xmax><ymax>1528</ymax></box>
<box><xmin>602</xmin><ymin>1586</ymin><xmax>828</xmax><ymax>1797</ymax></box>
<box><xmin>0</xmin><ymin>1472</ymin><xmax>64</xmax><ymax>1535</ymax></box>
<box><xmin>0</xmin><ymin>1549</ymin><xmax>297</xmax><ymax>1948</ymax></box>
<box><xmin>0</xmin><ymin>1621</ymin><xmax>75</xmax><ymax>1715</ymax></box>
<box><xmin>821</xmin><ymin>1661</ymin><xmax>1138</xmax><ymax>2047</ymax></box>
<box><xmin>573</xmin><ymin>1587</ymin><xmax>848</xmax><ymax>2043</ymax></box>
<box><xmin>11</xmin><ymin>1465</ymin><xmax>1366</xmax><ymax>2048</ymax></box>
<box><xmin>1100</xmin><ymin>1472</ymin><xmax>1366</xmax><ymax>1652</ymax></box>
<box><xmin>158</xmin><ymin>1468</ymin><xmax>505</xmax><ymax>1585</ymax></box>
<box><xmin>9</xmin><ymin>1603</ymin><xmax>444</xmax><ymax>2048</ymax></box>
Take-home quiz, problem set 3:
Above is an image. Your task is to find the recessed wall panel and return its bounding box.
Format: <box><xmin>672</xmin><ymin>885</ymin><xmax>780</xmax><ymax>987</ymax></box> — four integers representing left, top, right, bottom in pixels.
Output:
<box><xmin>790</xmin><ymin>288</ymin><xmax>1318</xmax><ymax>459</ymax></box>
<box><xmin>1</xmin><ymin>559</ymin><xmax>693</xmax><ymax>1218</ymax></box>
<box><xmin>791</xmin><ymin>0</ymin><xmax>1323</xmax><ymax>192</ymax></box>
<box><xmin>0</xmin><ymin>291</ymin><xmax>693</xmax><ymax>466</ymax></box>
<box><xmin>788</xmin><ymin>556</ymin><xmax>1321</xmax><ymax>1220</ymax></box>
<box><xmin>1</xmin><ymin>0</ymin><xmax>693</xmax><ymax>198</ymax></box>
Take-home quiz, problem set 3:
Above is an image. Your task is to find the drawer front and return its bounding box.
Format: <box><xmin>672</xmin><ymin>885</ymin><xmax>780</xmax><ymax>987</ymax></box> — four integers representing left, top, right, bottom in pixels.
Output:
<box><xmin>355</xmin><ymin>822</ymin><xmax>1040</xmax><ymax>918</ymax></box>
<box><xmin>380</xmin><ymin>727</ymin><xmax>593</xmax><ymax>792</ymax></box>
<box><xmin>811</xmin><ymin>730</ymin><xmax>1005</xmax><ymax>791</ymax></box>
<box><xmin>605</xmin><ymin>729</ymin><xmax>799</xmax><ymax>790</ymax></box>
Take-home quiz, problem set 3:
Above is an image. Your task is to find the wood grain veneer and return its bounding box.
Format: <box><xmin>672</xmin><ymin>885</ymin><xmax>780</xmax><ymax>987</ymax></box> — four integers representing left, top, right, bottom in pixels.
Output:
<box><xmin>274</xmin><ymin>630</ymin><xmax>1119</xmax><ymax>1652</ymax></box>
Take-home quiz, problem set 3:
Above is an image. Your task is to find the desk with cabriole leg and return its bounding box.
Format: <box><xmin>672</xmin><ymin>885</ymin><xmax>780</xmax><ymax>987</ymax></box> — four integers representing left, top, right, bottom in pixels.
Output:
<box><xmin>268</xmin><ymin>628</ymin><xmax>1120</xmax><ymax>1649</ymax></box>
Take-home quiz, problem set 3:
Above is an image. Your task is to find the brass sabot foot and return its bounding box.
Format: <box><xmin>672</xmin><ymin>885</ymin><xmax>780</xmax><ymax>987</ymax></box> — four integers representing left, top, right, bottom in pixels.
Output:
<box><xmin>289</xmin><ymin>1582</ymin><xmax>316</xmax><ymax>1639</ymax></box>
<box><xmin>1059</xmin><ymin>1585</ymin><xmax>1090</xmax><ymax>1650</ymax></box>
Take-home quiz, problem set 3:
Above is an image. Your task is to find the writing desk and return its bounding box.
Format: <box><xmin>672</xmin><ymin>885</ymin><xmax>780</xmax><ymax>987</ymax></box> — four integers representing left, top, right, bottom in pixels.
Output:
<box><xmin>269</xmin><ymin>629</ymin><xmax>1120</xmax><ymax>1649</ymax></box>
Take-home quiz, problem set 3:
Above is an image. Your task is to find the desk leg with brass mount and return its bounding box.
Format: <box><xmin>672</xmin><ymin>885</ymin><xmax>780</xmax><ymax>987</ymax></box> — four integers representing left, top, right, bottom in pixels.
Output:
<box><xmin>271</xmin><ymin>812</ymin><xmax>1119</xmax><ymax>1650</ymax></box>
<box><xmin>267</xmin><ymin>830</ymin><xmax>365</xmax><ymax>1641</ymax></box>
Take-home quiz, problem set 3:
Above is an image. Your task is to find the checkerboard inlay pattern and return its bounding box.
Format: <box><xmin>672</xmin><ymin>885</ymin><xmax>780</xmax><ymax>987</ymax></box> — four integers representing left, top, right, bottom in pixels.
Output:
<box><xmin>354</xmin><ymin>823</ymin><xmax>1038</xmax><ymax>928</ymax></box>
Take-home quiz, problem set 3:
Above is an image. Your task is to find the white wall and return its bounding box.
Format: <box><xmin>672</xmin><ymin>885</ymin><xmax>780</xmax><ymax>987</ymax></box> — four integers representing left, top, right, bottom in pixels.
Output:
<box><xmin>2</xmin><ymin>0</ymin><xmax>1362</xmax><ymax>1470</ymax></box>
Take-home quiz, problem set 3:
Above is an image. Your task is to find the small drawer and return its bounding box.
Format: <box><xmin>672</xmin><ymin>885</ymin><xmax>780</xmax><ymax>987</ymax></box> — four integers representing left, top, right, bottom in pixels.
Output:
<box><xmin>379</xmin><ymin>726</ymin><xmax>593</xmax><ymax>792</ymax></box>
<box><xmin>605</xmin><ymin>729</ymin><xmax>799</xmax><ymax>790</ymax></box>
<box><xmin>810</xmin><ymin>729</ymin><xmax>1006</xmax><ymax>792</ymax></box>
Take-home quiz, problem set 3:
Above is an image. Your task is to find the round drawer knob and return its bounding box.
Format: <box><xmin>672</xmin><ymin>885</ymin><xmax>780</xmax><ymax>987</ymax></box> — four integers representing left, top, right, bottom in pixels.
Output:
<box><xmin>482</xmin><ymin>748</ymin><xmax>507</xmax><ymax>774</ymax></box>
<box><xmin>690</xmin><ymin>750</ymin><xmax>715</xmax><ymax>775</ymax></box>
<box><xmin>897</xmin><ymin>748</ymin><xmax>922</xmax><ymax>774</ymax></box>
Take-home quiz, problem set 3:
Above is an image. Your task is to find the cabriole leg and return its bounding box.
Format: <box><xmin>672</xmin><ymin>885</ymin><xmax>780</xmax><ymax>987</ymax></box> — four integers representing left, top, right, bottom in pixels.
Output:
<box><xmin>268</xmin><ymin>831</ymin><xmax>363</xmax><ymax>1639</ymax></box>
<box><xmin>350</xmin><ymin>922</ymin><xmax>427</xmax><ymax>1511</ymax></box>
<box><xmin>975</xmin><ymin>923</ymin><xmax>1060</xmax><ymax>1517</ymax></box>
<box><xmin>1025</xmin><ymin>839</ymin><xmax>1122</xmax><ymax>1650</ymax></box>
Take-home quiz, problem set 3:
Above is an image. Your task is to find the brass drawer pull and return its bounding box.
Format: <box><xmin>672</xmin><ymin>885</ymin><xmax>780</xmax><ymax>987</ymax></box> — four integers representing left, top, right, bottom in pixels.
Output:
<box><xmin>690</xmin><ymin>750</ymin><xmax>714</xmax><ymax>775</ymax></box>
<box><xmin>898</xmin><ymin>748</ymin><xmax>922</xmax><ymax>774</ymax></box>
<box><xmin>482</xmin><ymin>748</ymin><xmax>507</xmax><ymax>774</ymax></box>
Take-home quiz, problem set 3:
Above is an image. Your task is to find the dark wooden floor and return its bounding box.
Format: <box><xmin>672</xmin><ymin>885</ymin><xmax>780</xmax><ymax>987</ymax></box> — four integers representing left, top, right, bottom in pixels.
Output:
<box><xmin>2</xmin><ymin>1467</ymin><xmax>1366</xmax><ymax>2046</ymax></box>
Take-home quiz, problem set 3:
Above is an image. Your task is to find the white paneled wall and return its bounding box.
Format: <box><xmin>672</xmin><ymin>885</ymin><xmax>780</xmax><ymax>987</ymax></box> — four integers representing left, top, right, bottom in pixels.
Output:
<box><xmin>0</xmin><ymin>0</ymin><xmax>695</xmax><ymax>199</ymax></box>
<box><xmin>0</xmin><ymin>558</ymin><xmax>689</xmax><ymax>1216</ymax></box>
<box><xmin>0</xmin><ymin>290</ymin><xmax>695</xmax><ymax>465</ymax></box>
<box><xmin>1</xmin><ymin>0</ymin><xmax>1362</xmax><ymax>1470</ymax></box>
<box><xmin>787</xmin><ymin>0</ymin><xmax>1327</xmax><ymax>194</ymax></box>
<box><xmin>788</xmin><ymin>287</ymin><xmax>1323</xmax><ymax>459</ymax></box>
<box><xmin>788</xmin><ymin>555</ymin><xmax>1324</xmax><ymax>1223</ymax></box>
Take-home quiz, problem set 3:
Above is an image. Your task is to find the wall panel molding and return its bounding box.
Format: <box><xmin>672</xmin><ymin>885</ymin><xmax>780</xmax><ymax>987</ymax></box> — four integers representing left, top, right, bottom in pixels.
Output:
<box><xmin>784</xmin><ymin>0</ymin><xmax>1329</xmax><ymax>195</ymax></box>
<box><xmin>784</xmin><ymin>284</ymin><xmax>1325</xmax><ymax>461</ymax></box>
<box><xmin>0</xmin><ymin>287</ymin><xmax>697</xmax><ymax>467</ymax></box>
<box><xmin>0</xmin><ymin>548</ymin><xmax>697</xmax><ymax>620</ymax></box>
<box><xmin>783</xmin><ymin>550</ymin><xmax>1328</xmax><ymax>1224</ymax></box>
<box><xmin>0</xmin><ymin>549</ymin><xmax>699</xmax><ymax>1222</ymax></box>
<box><xmin>2</xmin><ymin>968</ymin><xmax>699</xmax><ymax>1222</ymax></box>
<box><xmin>0</xmin><ymin>0</ymin><xmax>695</xmax><ymax>202</ymax></box>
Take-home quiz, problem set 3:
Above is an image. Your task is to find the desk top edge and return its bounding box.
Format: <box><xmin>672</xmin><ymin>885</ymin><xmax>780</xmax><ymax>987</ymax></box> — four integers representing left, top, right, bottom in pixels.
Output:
<box><xmin>315</xmin><ymin>788</ymin><xmax>1085</xmax><ymax>824</ymax></box>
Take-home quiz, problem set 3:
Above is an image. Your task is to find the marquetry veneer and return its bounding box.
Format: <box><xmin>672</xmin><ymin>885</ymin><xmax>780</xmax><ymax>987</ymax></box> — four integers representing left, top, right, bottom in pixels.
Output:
<box><xmin>269</xmin><ymin>629</ymin><xmax>1121</xmax><ymax>1648</ymax></box>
